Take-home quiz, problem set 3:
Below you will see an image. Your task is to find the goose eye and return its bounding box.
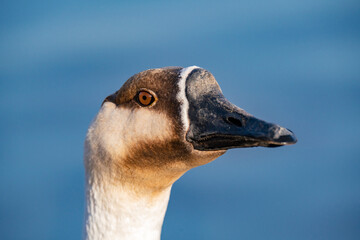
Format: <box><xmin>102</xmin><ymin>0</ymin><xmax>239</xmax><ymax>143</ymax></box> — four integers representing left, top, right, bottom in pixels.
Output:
<box><xmin>136</xmin><ymin>90</ymin><xmax>156</xmax><ymax>107</ymax></box>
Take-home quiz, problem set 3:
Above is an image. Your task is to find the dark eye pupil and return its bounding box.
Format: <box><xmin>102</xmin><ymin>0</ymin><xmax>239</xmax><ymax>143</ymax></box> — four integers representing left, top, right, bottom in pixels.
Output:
<box><xmin>142</xmin><ymin>96</ymin><xmax>147</xmax><ymax>100</ymax></box>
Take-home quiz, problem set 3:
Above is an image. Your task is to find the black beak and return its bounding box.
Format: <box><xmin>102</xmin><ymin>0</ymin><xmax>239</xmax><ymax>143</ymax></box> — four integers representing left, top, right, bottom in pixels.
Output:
<box><xmin>184</xmin><ymin>68</ymin><xmax>297</xmax><ymax>151</ymax></box>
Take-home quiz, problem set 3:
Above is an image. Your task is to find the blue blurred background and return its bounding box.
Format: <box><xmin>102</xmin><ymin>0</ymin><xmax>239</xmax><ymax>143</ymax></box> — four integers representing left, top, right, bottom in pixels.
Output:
<box><xmin>1</xmin><ymin>0</ymin><xmax>359</xmax><ymax>239</ymax></box>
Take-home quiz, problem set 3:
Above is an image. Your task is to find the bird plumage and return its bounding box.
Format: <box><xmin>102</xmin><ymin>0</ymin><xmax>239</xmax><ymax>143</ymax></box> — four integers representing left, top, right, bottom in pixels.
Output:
<box><xmin>83</xmin><ymin>66</ymin><xmax>296</xmax><ymax>240</ymax></box>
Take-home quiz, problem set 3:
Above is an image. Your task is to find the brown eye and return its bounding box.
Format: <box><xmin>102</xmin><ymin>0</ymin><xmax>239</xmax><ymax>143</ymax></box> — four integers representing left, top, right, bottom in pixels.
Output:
<box><xmin>136</xmin><ymin>90</ymin><xmax>156</xmax><ymax>107</ymax></box>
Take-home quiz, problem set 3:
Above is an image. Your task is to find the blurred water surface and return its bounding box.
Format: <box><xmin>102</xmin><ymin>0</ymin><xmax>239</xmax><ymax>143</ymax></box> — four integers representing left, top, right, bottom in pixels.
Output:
<box><xmin>1</xmin><ymin>0</ymin><xmax>359</xmax><ymax>239</ymax></box>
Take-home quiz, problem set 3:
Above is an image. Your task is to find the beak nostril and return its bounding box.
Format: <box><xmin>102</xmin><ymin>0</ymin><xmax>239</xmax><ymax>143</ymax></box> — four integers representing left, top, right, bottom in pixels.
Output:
<box><xmin>226</xmin><ymin>117</ymin><xmax>243</xmax><ymax>127</ymax></box>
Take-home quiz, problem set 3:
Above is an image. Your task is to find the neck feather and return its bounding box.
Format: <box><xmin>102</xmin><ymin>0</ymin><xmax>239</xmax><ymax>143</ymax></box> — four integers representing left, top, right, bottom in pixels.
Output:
<box><xmin>84</xmin><ymin>174</ymin><xmax>172</xmax><ymax>240</ymax></box>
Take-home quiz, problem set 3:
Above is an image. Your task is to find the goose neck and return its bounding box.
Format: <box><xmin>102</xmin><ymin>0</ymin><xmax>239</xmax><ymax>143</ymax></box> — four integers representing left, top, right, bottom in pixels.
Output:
<box><xmin>84</xmin><ymin>175</ymin><xmax>172</xmax><ymax>240</ymax></box>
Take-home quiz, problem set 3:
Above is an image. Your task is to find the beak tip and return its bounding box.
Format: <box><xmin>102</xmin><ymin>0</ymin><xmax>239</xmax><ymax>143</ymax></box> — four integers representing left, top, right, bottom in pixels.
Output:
<box><xmin>274</xmin><ymin>127</ymin><xmax>297</xmax><ymax>145</ymax></box>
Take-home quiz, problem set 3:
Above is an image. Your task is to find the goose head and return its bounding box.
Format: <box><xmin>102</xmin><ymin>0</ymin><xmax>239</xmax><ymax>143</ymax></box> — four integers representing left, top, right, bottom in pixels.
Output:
<box><xmin>85</xmin><ymin>66</ymin><xmax>296</xmax><ymax>194</ymax></box>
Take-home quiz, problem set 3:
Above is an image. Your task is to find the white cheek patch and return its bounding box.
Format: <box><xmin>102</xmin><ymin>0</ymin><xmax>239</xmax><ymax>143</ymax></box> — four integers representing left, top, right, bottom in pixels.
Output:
<box><xmin>177</xmin><ymin>66</ymin><xmax>200</xmax><ymax>133</ymax></box>
<box><xmin>86</xmin><ymin>102</ymin><xmax>174</xmax><ymax>162</ymax></box>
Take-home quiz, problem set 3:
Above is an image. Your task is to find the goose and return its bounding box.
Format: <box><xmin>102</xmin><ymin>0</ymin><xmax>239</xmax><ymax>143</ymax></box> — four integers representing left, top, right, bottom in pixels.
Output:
<box><xmin>83</xmin><ymin>66</ymin><xmax>297</xmax><ymax>240</ymax></box>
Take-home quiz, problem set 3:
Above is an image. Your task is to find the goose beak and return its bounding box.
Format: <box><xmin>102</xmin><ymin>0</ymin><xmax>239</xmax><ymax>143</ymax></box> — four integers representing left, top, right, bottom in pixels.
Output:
<box><xmin>186</xmin><ymin>94</ymin><xmax>297</xmax><ymax>151</ymax></box>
